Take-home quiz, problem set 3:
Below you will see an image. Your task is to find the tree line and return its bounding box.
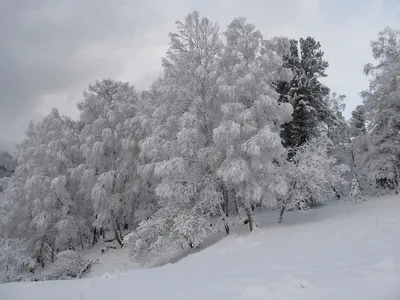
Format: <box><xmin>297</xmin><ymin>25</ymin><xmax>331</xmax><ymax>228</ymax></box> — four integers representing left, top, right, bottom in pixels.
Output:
<box><xmin>0</xmin><ymin>11</ymin><xmax>399</xmax><ymax>282</ymax></box>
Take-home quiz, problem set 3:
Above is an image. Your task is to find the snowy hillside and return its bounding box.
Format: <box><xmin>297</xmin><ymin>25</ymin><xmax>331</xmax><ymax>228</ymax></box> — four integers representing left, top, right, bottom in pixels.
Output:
<box><xmin>1</xmin><ymin>195</ymin><xmax>399</xmax><ymax>300</ymax></box>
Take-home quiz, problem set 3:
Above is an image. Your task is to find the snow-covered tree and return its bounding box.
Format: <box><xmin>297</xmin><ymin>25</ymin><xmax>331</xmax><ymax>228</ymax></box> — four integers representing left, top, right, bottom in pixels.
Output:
<box><xmin>348</xmin><ymin>177</ymin><xmax>362</xmax><ymax>203</ymax></box>
<box><xmin>0</xmin><ymin>238</ymin><xmax>30</xmax><ymax>283</ymax></box>
<box><xmin>323</xmin><ymin>92</ymin><xmax>353</xmax><ymax>196</ymax></box>
<box><xmin>346</xmin><ymin>105</ymin><xmax>369</xmax><ymax>192</ymax></box>
<box><xmin>214</xmin><ymin>17</ymin><xmax>293</xmax><ymax>231</ymax></box>
<box><xmin>361</xmin><ymin>27</ymin><xmax>400</xmax><ymax>193</ymax></box>
<box><xmin>77</xmin><ymin>79</ymin><xmax>144</xmax><ymax>245</ymax></box>
<box><xmin>133</xmin><ymin>12</ymin><xmax>225</xmax><ymax>264</ymax></box>
<box><xmin>279</xmin><ymin>137</ymin><xmax>349</xmax><ymax>223</ymax></box>
<box><xmin>278</xmin><ymin>37</ymin><xmax>331</xmax><ymax>156</ymax></box>
<box><xmin>349</xmin><ymin>105</ymin><xmax>366</xmax><ymax>138</ymax></box>
<box><xmin>0</xmin><ymin>108</ymin><xmax>82</xmax><ymax>266</ymax></box>
<box><xmin>0</xmin><ymin>11</ymin><xmax>382</xmax><ymax>280</ymax></box>
<box><xmin>325</xmin><ymin>92</ymin><xmax>347</xmax><ymax>141</ymax></box>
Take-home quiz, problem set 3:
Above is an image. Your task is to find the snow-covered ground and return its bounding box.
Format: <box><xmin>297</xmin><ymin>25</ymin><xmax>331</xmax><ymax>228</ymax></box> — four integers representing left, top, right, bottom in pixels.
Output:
<box><xmin>80</xmin><ymin>239</ymin><xmax>137</xmax><ymax>278</ymax></box>
<box><xmin>2</xmin><ymin>195</ymin><xmax>400</xmax><ymax>300</ymax></box>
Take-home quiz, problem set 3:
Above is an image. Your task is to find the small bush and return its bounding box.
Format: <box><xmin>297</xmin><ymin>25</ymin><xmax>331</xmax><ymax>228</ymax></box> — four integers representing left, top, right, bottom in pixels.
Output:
<box><xmin>40</xmin><ymin>250</ymin><xmax>93</xmax><ymax>280</ymax></box>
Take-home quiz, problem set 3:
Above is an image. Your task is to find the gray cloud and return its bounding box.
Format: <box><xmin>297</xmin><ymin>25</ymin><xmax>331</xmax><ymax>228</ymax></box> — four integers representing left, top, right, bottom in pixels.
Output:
<box><xmin>0</xmin><ymin>0</ymin><xmax>399</xmax><ymax>152</ymax></box>
<box><xmin>0</xmin><ymin>0</ymin><xmax>188</xmax><ymax>151</ymax></box>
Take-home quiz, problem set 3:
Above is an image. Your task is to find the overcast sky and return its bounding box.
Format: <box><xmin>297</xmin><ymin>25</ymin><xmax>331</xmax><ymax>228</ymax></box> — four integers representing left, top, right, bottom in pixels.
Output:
<box><xmin>1</xmin><ymin>0</ymin><xmax>399</xmax><ymax>152</ymax></box>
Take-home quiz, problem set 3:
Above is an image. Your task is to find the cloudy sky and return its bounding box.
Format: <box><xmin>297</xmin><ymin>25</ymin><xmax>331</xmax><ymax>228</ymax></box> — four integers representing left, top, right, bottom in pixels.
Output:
<box><xmin>1</xmin><ymin>0</ymin><xmax>399</xmax><ymax>152</ymax></box>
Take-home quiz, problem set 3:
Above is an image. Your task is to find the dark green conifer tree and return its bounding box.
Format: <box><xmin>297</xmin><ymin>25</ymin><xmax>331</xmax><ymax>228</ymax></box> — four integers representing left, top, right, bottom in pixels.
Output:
<box><xmin>278</xmin><ymin>37</ymin><xmax>330</xmax><ymax>156</ymax></box>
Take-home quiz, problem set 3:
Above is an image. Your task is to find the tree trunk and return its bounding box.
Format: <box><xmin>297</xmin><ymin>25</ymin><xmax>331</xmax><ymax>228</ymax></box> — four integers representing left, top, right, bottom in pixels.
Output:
<box><xmin>223</xmin><ymin>218</ymin><xmax>230</xmax><ymax>235</ymax></box>
<box><xmin>188</xmin><ymin>238</ymin><xmax>194</xmax><ymax>248</ymax></box>
<box><xmin>80</xmin><ymin>233</ymin><xmax>84</xmax><ymax>250</ymax></box>
<box><xmin>332</xmin><ymin>186</ymin><xmax>341</xmax><ymax>199</ymax></box>
<box><xmin>279</xmin><ymin>204</ymin><xmax>286</xmax><ymax>223</ymax></box>
<box><xmin>349</xmin><ymin>140</ymin><xmax>363</xmax><ymax>192</ymax></box>
<box><xmin>51</xmin><ymin>239</ymin><xmax>55</xmax><ymax>263</ymax></box>
<box><xmin>67</xmin><ymin>238</ymin><xmax>74</xmax><ymax>251</ymax></box>
<box><xmin>222</xmin><ymin>186</ymin><xmax>229</xmax><ymax>217</ymax></box>
<box><xmin>393</xmin><ymin>178</ymin><xmax>398</xmax><ymax>194</ymax></box>
<box><xmin>245</xmin><ymin>206</ymin><xmax>253</xmax><ymax>232</ymax></box>
<box><xmin>114</xmin><ymin>230</ymin><xmax>123</xmax><ymax>247</ymax></box>
<box><xmin>234</xmin><ymin>197</ymin><xmax>240</xmax><ymax>215</ymax></box>
<box><xmin>37</xmin><ymin>241</ymin><xmax>45</xmax><ymax>268</ymax></box>
<box><xmin>115</xmin><ymin>220</ymin><xmax>124</xmax><ymax>247</ymax></box>
<box><xmin>92</xmin><ymin>227</ymin><xmax>98</xmax><ymax>247</ymax></box>
<box><xmin>118</xmin><ymin>229</ymin><xmax>123</xmax><ymax>244</ymax></box>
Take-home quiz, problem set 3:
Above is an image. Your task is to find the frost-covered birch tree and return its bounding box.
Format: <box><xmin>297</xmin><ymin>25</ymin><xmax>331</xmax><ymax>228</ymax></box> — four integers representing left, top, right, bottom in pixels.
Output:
<box><xmin>361</xmin><ymin>27</ymin><xmax>400</xmax><ymax>193</ymax></box>
<box><xmin>133</xmin><ymin>12</ymin><xmax>226</xmax><ymax>265</ymax></box>
<box><xmin>213</xmin><ymin>17</ymin><xmax>293</xmax><ymax>232</ymax></box>
<box><xmin>77</xmin><ymin>79</ymin><xmax>143</xmax><ymax>245</ymax></box>
<box><xmin>0</xmin><ymin>108</ymin><xmax>81</xmax><ymax>267</ymax></box>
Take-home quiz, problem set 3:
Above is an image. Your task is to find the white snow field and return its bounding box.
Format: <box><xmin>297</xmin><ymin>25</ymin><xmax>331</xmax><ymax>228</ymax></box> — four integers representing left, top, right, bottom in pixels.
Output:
<box><xmin>1</xmin><ymin>195</ymin><xmax>400</xmax><ymax>300</ymax></box>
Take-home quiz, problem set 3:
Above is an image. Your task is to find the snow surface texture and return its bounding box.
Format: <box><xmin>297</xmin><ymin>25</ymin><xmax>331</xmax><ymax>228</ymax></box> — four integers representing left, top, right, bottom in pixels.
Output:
<box><xmin>1</xmin><ymin>195</ymin><xmax>399</xmax><ymax>300</ymax></box>
<box><xmin>81</xmin><ymin>240</ymin><xmax>136</xmax><ymax>278</ymax></box>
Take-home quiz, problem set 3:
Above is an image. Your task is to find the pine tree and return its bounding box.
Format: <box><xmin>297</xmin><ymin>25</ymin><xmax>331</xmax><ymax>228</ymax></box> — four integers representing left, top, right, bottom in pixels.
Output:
<box><xmin>325</xmin><ymin>92</ymin><xmax>347</xmax><ymax>141</ymax></box>
<box><xmin>324</xmin><ymin>92</ymin><xmax>352</xmax><ymax>197</ymax></box>
<box><xmin>349</xmin><ymin>105</ymin><xmax>366</xmax><ymax>137</ymax></box>
<box><xmin>278</xmin><ymin>37</ymin><xmax>331</xmax><ymax>156</ymax></box>
<box><xmin>347</xmin><ymin>105</ymin><xmax>368</xmax><ymax>192</ymax></box>
<box><xmin>348</xmin><ymin>177</ymin><xmax>362</xmax><ymax>203</ymax></box>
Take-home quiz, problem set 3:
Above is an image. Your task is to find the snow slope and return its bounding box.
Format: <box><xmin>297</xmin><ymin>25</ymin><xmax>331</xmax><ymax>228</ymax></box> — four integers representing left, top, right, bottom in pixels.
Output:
<box><xmin>80</xmin><ymin>239</ymin><xmax>137</xmax><ymax>278</ymax></box>
<box><xmin>2</xmin><ymin>195</ymin><xmax>400</xmax><ymax>300</ymax></box>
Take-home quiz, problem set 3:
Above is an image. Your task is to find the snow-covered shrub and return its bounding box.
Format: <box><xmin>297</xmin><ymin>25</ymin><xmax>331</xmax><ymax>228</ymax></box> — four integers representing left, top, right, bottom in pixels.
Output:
<box><xmin>349</xmin><ymin>177</ymin><xmax>360</xmax><ymax>197</ymax></box>
<box><xmin>279</xmin><ymin>137</ymin><xmax>349</xmax><ymax>222</ymax></box>
<box><xmin>40</xmin><ymin>250</ymin><xmax>93</xmax><ymax>280</ymax></box>
<box><xmin>122</xmin><ymin>231</ymin><xmax>138</xmax><ymax>248</ymax></box>
<box><xmin>0</xmin><ymin>238</ymin><xmax>30</xmax><ymax>283</ymax></box>
<box><xmin>131</xmin><ymin>216</ymin><xmax>175</xmax><ymax>266</ymax></box>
